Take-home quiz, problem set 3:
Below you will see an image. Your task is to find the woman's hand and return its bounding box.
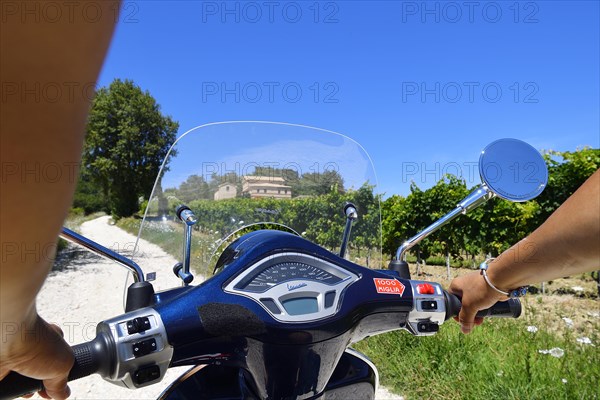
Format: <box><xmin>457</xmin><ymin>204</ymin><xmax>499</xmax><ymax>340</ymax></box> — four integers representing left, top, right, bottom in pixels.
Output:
<box><xmin>449</xmin><ymin>271</ymin><xmax>507</xmax><ymax>334</ymax></box>
<box><xmin>0</xmin><ymin>313</ymin><xmax>74</xmax><ymax>399</ymax></box>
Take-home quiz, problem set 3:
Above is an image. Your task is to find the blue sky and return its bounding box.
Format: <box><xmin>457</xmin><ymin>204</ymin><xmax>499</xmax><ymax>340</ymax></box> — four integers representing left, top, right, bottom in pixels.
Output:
<box><xmin>98</xmin><ymin>1</ymin><xmax>599</xmax><ymax>197</ymax></box>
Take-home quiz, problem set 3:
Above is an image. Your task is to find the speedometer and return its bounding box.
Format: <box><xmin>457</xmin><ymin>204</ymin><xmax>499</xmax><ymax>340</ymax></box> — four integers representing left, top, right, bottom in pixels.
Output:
<box><xmin>242</xmin><ymin>262</ymin><xmax>343</xmax><ymax>293</ymax></box>
<box><xmin>225</xmin><ymin>252</ymin><xmax>359</xmax><ymax>323</ymax></box>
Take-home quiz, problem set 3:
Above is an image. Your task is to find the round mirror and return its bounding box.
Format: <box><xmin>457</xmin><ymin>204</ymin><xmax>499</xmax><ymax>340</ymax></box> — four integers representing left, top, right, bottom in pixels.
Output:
<box><xmin>479</xmin><ymin>138</ymin><xmax>548</xmax><ymax>202</ymax></box>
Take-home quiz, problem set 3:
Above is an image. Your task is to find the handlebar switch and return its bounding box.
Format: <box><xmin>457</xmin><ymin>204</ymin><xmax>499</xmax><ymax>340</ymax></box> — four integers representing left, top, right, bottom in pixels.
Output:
<box><xmin>406</xmin><ymin>280</ymin><xmax>446</xmax><ymax>336</ymax></box>
<box><xmin>126</xmin><ymin>317</ymin><xmax>151</xmax><ymax>335</ymax></box>
<box><xmin>416</xmin><ymin>321</ymin><xmax>439</xmax><ymax>334</ymax></box>
<box><xmin>99</xmin><ymin>308</ymin><xmax>173</xmax><ymax>389</ymax></box>
<box><xmin>134</xmin><ymin>365</ymin><xmax>161</xmax><ymax>385</ymax></box>
<box><xmin>132</xmin><ymin>338</ymin><xmax>157</xmax><ymax>358</ymax></box>
<box><xmin>420</xmin><ymin>300</ymin><xmax>438</xmax><ymax>311</ymax></box>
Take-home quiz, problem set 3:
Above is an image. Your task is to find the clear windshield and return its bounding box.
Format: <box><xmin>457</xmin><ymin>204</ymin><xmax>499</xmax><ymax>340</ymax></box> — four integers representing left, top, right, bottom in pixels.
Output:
<box><xmin>134</xmin><ymin>122</ymin><xmax>382</xmax><ymax>285</ymax></box>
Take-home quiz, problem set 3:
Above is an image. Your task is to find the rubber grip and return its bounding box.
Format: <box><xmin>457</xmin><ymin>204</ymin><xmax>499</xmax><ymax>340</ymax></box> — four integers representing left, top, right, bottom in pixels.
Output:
<box><xmin>476</xmin><ymin>298</ymin><xmax>521</xmax><ymax>318</ymax></box>
<box><xmin>0</xmin><ymin>334</ymin><xmax>111</xmax><ymax>400</ymax></box>
<box><xmin>444</xmin><ymin>291</ymin><xmax>521</xmax><ymax>320</ymax></box>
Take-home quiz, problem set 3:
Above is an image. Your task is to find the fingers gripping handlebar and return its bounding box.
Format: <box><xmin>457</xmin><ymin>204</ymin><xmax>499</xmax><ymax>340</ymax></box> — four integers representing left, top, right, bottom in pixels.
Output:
<box><xmin>0</xmin><ymin>307</ymin><xmax>172</xmax><ymax>400</ymax></box>
<box><xmin>443</xmin><ymin>291</ymin><xmax>522</xmax><ymax>320</ymax></box>
<box><xmin>0</xmin><ymin>333</ymin><xmax>113</xmax><ymax>400</ymax></box>
<box><xmin>403</xmin><ymin>280</ymin><xmax>521</xmax><ymax>336</ymax></box>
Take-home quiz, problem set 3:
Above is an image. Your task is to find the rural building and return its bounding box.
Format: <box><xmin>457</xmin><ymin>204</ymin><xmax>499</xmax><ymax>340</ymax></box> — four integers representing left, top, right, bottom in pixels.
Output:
<box><xmin>242</xmin><ymin>176</ymin><xmax>292</xmax><ymax>199</ymax></box>
<box><xmin>214</xmin><ymin>183</ymin><xmax>238</xmax><ymax>200</ymax></box>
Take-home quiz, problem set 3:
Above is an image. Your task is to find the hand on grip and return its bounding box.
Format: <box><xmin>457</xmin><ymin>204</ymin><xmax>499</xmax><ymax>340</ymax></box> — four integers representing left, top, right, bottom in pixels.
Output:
<box><xmin>444</xmin><ymin>290</ymin><xmax>522</xmax><ymax>334</ymax></box>
<box><xmin>0</xmin><ymin>333</ymin><xmax>112</xmax><ymax>400</ymax></box>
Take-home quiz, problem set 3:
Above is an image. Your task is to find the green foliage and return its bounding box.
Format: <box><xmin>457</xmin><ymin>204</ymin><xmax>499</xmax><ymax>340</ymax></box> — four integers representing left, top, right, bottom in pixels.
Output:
<box><xmin>184</xmin><ymin>184</ymin><xmax>380</xmax><ymax>253</ymax></box>
<box><xmin>536</xmin><ymin>148</ymin><xmax>600</xmax><ymax>223</ymax></box>
<box><xmin>81</xmin><ymin>79</ymin><xmax>179</xmax><ymax>218</ymax></box>
<box><xmin>130</xmin><ymin>185</ymin><xmax>383</xmax><ymax>274</ymax></box>
<box><xmin>72</xmin><ymin>169</ymin><xmax>109</xmax><ymax>214</ymax></box>
<box><xmin>381</xmin><ymin>194</ymin><xmax>410</xmax><ymax>259</ymax></box>
<box><xmin>176</xmin><ymin>174</ymin><xmax>212</xmax><ymax>202</ymax></box>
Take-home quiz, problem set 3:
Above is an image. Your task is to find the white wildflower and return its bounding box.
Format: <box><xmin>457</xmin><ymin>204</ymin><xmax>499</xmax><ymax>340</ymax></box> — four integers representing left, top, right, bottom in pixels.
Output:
<box><xmin>562</xmin><ymin>379</ymin><xmax>568</xmax><ymax>384</ymax></box>
<box><xmin>538</xmin><ymin>347</ymin><xmax>565</xmax><ymax>358</ymax></box>
<box><xmin>550</xmin><ymin>348</ymin><xmax>565</xmax><ymax>358</ymax></box>
<box><xmin>527</xmin><ymin>326</ymin><xmax>538</xmax><ymax>333</ymax></box>
<box><xmin>562</xmin><ymin>317</ymin><xmax>574</xmax><ymax>328</ymax></box>
<box><xmin>576</xmin><ymin>337</ymin><xmax>594</xmax><ymax>346</ymax></box>
<box><xmin>496</xmin><ymin>370</ymin><xmax>504</xmax><ymax>377</ymax></box>
<box><xmin>571</xmin><ymin>286</ymin><xmax>584</xmax><ymax>292</ymax></box>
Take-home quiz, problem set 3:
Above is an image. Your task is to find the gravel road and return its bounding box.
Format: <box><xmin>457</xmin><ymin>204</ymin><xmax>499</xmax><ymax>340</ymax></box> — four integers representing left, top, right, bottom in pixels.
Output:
<box><xmin>32</xmin><ymin>216</ymin><xmax>403</xmax><ymax>399</ymax></box>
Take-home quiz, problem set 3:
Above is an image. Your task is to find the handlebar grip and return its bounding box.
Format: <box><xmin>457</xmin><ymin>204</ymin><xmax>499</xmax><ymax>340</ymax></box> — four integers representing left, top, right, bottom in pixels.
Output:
<box><xmin>0</xmin><ymin>333</ymin><xmax>113</xmax><ymax>400</ymax></box>
<box><xmin>475</xmin><ymin>298</ymin><xmax>521</xmax><ymax>318</ymax></box>
<box><xmin>444</xmin><ymin>291</ymin><xmax>521</xmax><ymax>321</ymax></box>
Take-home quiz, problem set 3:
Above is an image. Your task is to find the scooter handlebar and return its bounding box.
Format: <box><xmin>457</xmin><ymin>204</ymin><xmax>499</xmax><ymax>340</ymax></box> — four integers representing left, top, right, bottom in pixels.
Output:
<box><xmin>443</xmin><ymin>291</ymin><xmax>522</xmax><ymax>321</ymax></box>
<box><xmin>0</xmin><ymin>333</ymin><xmax>113</xmax><ymax>400</ymax></box>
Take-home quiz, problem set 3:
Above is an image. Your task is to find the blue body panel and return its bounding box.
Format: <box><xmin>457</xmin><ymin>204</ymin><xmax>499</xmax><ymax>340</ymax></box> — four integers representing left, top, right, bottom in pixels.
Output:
<box><xmin>152</xmin><ymin>230</ymin><xmax>413</xmax><ymax>399</ymax></box>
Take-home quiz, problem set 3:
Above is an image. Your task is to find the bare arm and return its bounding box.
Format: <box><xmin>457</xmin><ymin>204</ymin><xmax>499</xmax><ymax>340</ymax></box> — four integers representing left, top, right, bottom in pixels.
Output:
<box><xmin>450</xmin><ymin>169</ymin><xmax>600</xmax><ymax>333</ymax></box>
<box><xmin>0</xmin><ymin>2</ymin><xmax>117</xmax><ymax>397</ymax></box>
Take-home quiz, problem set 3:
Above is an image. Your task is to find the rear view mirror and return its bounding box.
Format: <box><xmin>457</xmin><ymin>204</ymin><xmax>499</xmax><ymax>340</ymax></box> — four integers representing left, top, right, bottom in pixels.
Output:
<box><xmin>395</xmin><ymin>138</ymin><xmax>548</xmax><ymax>262</ymax></box>
<box><xmin>480</xmin><ymin>138</ymin><xmax>548</xmax><ymax>202</ymax></box>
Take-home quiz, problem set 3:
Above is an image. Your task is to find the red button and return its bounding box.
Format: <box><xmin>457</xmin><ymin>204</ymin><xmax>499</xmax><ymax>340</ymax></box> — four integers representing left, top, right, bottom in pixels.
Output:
<box><xmin>416</xmin><ymin>283</ymin><xmax>435</xmax><ymax>295</ymax></box>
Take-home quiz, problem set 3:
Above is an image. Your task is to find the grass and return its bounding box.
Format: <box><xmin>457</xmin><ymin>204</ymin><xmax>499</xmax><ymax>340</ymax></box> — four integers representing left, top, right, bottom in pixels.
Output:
<box><xmin>354</xmin><ymin>297</ymin><xmax>600</xmax><ymax>399</ymax></box>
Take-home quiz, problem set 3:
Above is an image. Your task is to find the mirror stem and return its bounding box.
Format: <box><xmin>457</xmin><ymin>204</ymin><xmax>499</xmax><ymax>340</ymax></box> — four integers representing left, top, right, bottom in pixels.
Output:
<box><xmin>340</xmin><ymin>203</ymin><xmax>358</xmax><ymax>259</ymax></box>
<box><xmin>176</xmin><ymin>205</ymin><xmax>197</xmax><ymax>285</ymax></box>
<box><xmin>60</xmin><ymin>227</ymin><xmax>145</xmax><ymax>282</ymax></box>
<box><xmin>395</xmin><ymin>185</ymin><xmax>494</xmax><ymax>261</ymax></box>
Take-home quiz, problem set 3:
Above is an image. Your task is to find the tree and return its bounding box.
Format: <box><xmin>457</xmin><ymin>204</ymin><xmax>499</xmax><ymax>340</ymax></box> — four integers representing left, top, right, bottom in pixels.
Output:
<box><xmin>72</xmin><ymin>168</ymin><xmax>108</xmax><ymax>214</ymax></box>
<box><xmin>82</xmin><ymin>79</ymin><xmax>179</xmax><ymax>218</ymax></box>
<box><xmin>535</xmin><ymin>148</ymin><xmax>600</xmax><ymax>224</ymax></box>
<box><xmin>381</xmin><ymin>194</ymin><xmax>410</xmax><ymax>257</ymax></box>
<box><xmin>293</xmin><ymin>170</ymin><xmax>345</xmax><ymax>196</ymax></box>
<box><xmin>402</xmin><ymin>176</ymin><xmax>470</xmax><ymax>260</ymax></box>
<box><xmin>177</xmin><ymin>174</ymin><xmax>211</xmax><ymax>202</ymax></box>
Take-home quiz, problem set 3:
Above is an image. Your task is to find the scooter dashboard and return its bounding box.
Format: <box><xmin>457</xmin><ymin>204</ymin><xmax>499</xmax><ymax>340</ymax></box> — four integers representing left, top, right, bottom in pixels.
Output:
<box><xmin>224</xmin><ymin>252</ymin><xmax>359</xmax><ymax>323</ymax></box>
